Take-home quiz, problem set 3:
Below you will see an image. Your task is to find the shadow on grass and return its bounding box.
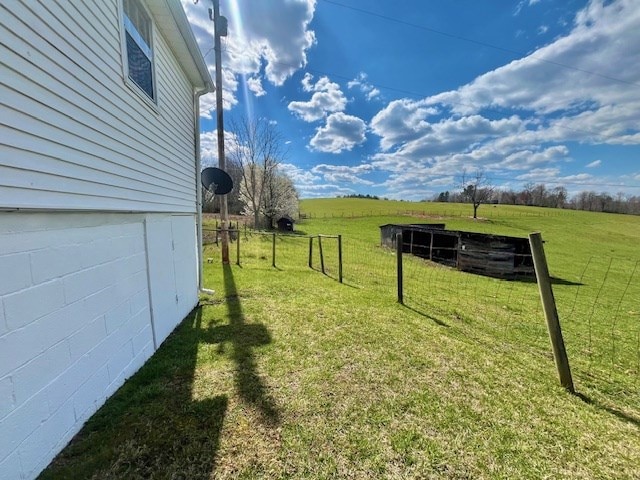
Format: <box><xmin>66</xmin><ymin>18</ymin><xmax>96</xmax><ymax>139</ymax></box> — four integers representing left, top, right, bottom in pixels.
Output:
<box><xmin>401</xmin><ymin>303</ymin><xmax>450</xmax><ymax>327</ymax></box>
<box><xmin>575</xmin><ymin>392</ymin><xmax>640</xmax><ymax>428</ymax></box>
<box><xmin>41</xmin><ymin>264</ymin><xmax>281</xmax><ymax>479</ymax></box>
<box><xmin>507</xmin><ymin>274</ymin><xmax>584</xmax><ymax>286</ymax></box>
<box><xmin>550</xmin><ymin>276</ymin><xmax>584</xmax><ymax>286</ymax></box>
<box><xmin>204</xmin><ymin>264</ymin><xmax>280</xmax><ymax>425</ymax></box>
<box><xmin>39</xmin><ymin>308</ymin><xmax>228</xmax><ymax>480</ymax></box>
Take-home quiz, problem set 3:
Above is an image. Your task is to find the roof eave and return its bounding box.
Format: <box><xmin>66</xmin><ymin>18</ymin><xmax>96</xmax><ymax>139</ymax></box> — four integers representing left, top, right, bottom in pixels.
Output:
<box><xmin>149</xmin><ymin>0</ymin><xmax>214</xmax><ymax>93</ymax></box>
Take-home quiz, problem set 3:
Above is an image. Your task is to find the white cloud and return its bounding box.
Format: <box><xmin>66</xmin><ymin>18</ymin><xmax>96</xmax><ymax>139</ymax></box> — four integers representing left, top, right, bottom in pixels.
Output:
<box><xmin>537</xmin><ymin>25</ymin><xmax>549</xmax><ymax>35</ymax></box>
<box><xmin>246</xmin><ymin>76</ymin><xmax>266</xmax><ymax>97</ymax></box>
<box><xmin>516</xmin><ymin>168</ymin><xmax>562</xmax><ymax>182</ymax></box>
<box><xmin>365</xmin><ymin>0</ymin><xmax>640</xmax><ymax>197</ymax></box>
<box><xmin>312</xmin><ymin>163</ymin><xmax>374</xmax><ymax>185</ymax></box>
<box><xmin>348</xmin><ymin>72</ymin><xmax>381</xmax><ymax>101</ymax></box>
<box><xmin>370</xmin><ymin>99</ymin><xmax>439</xmax><ymax>151</ymax></box>
<box><xmin>182</xmin><ymin>0</ymin><xmax>316</xmax><ymax>114</ymax></box>
<box><xmin>279</xmin><ymin>163</ymin><xmax>321</xmax><ymax>186</ymax></box>
<box><xmin>374</xmin><ymin>112</ymin><xmax>526</xmax><ymax>159</ymax></box>
<box><xmin>501</xmin><ymin>145</ymin><xmax>570</xmax><ymax>170</ymax></box>
<box><xmin>199</xmin><ymin>93</ymin><xmax>217</xmax><ymax>119</ymax></box>
<box><xmin>557</xmin><ymin>173</ymin><xmax>597</xmax><ymax>186</ymax></box>
<box><xmin>200</xmin><ymin>129</ymin><xmax>247</xmax><ymax>165</ymax></box>
<box><xmin>515</xmin><ymin>0</ymin><xmax>541</xmax><ymax>16</ymax></box>
<box><xmin>309</xmin><ymin>112</ymin><xmax>367</xmax><ymax>153</ymax></box>
<box><xmin>288</xmin><ymin>75</ymin><xmax>347</xmax><ymax>122</ymax></box>
<box><xmin>296</xmin><ymin>183</ymin><xmax>355</xmax><ymax>198</ymax></box>
<box><xmin>586</xmin><ymin>160</ymin><xmax>602</xmax><ymax>168</ymax></box>
<box><xmin>301</xmin><ymin>72</ymin><xmax>315</xmax><ymax>92</ymax></box>
<box><xmin>426</xmin><ymin>0</ymin><xmax>640</xmax><ymax>125</ymax></box>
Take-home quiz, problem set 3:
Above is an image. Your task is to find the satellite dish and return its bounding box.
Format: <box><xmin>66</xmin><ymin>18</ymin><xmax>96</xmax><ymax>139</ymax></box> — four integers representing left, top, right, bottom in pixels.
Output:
<box><xmin>201</xmin><ymin>167</ymin><xmax>233</xmax><ymax>195</ymax></box>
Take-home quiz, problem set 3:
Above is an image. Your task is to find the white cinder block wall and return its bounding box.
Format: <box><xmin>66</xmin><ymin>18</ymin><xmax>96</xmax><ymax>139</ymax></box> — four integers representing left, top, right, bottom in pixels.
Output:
<box><xmin>0</xmin><ymin>212</ymin><xmax>198</xmax><ymax>479</ymax></box>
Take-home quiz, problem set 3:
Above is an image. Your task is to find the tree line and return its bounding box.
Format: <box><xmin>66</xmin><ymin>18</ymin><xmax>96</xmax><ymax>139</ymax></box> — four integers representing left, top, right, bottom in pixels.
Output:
<box><xmin>434</xmin><ymin>182</ymin><xmax>640</xmax><ymax>215</ymax></box>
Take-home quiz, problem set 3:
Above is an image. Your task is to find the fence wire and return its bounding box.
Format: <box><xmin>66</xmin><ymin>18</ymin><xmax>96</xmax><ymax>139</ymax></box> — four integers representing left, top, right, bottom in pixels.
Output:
<box><xmin>204</xmin><ymin>227</ymin><xmax>640</xmax><ymax>403</ymax></box>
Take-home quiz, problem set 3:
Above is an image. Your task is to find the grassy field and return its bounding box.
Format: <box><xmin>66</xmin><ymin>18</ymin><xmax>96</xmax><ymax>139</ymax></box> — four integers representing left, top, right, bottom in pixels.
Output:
<box><xmin>41</xmin><ymin>199</ymin><xmax>640</xmax><ymax>479</ymax></box>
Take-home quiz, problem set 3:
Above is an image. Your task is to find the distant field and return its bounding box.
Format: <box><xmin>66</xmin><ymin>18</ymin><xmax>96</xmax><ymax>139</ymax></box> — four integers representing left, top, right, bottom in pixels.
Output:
<box><xmin>299</xmin><ymin>197</ymin><xmax>571</xmax><ymax>219</ymax></box>
<box><xmin>42</xmin><ymin>198</ymin><xmax>640</xmax><ymax>479</ymax></box>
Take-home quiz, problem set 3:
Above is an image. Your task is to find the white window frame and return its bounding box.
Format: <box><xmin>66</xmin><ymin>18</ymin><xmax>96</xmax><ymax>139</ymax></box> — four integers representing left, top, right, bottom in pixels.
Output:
<box><xmin>118</xmin><ymin>0</ymin><xmax>158</xmax><ymax>108</ymax></box>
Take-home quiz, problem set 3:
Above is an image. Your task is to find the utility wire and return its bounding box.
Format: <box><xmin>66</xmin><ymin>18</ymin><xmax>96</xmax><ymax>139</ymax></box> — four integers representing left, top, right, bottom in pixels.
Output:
<box><xmin>201</xmin><ymin>7</ymin><xmax>640</xmax><ymax>189</ymax></box>
<box><xmin>212</xmin><ymin>36</ymin><xmax>633</xmax><ymax>144</ymax></box>
<box><xmin>319</xmin><ymin>0</ymin><xmax>640</xmax><ymax>89</ymax></box>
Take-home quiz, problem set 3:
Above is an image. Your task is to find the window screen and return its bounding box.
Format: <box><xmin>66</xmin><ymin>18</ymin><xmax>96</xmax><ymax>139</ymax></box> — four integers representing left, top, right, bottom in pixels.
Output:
<box><xmin>123</xmin><ymin>0</ymin><xmax>154</xmax><ymax>100</ymax></box>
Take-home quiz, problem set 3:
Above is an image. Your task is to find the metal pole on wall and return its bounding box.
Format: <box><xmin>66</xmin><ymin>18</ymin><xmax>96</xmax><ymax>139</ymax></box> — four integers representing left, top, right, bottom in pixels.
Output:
<box><xmin>529</xmin><ymin>232</ymin><xmax>575</xmax><ymax>393</ymax></box>
<box><xmin>396</xmin><ymin>232</ymin><xmax>403</xmax><ymax>304</ymax></box>
<box><xmin>212</xmin><ymin>0</ymin><xmax>230</xmax><ymax>264</ymax></box>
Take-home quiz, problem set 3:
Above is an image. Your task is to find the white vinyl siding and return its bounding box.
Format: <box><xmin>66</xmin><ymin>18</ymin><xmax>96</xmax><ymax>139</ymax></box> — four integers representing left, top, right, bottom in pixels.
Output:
<box><xmin>0</xmin><ymin>0</ymin><xmax>197</xmax><ymax>213</ymax></box>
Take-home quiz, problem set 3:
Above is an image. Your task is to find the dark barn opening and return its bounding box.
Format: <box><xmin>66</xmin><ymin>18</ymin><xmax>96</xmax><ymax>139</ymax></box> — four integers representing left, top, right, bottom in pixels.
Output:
<box><xmin>276</xmin><ymin>216</ymin><xmax>294</xmax><ymax>232</ymax></box>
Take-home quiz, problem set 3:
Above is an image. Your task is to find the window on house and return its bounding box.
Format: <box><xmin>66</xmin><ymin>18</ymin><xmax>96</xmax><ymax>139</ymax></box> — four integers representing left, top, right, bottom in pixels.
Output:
<box><xmin>123</xmin><ymin>0</ymin><xmax>155</xmax><ymax>101</ymax></box>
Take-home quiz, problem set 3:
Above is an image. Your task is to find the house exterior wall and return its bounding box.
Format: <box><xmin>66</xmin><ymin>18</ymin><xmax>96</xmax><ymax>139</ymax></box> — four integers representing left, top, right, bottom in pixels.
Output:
<box><xmin>0</xmin><ymin>0</ymin><xmax>197</xmax><ymax>212</ymax></box>
<box><xmin>0</xmin><ymin>1</ymin><xmax>209</xmax><ymax>478</ymax></box>
<box><xmin>0</xmin><ymin>212</ymin><xmax>198</xmax><ymax>479</ymax></box>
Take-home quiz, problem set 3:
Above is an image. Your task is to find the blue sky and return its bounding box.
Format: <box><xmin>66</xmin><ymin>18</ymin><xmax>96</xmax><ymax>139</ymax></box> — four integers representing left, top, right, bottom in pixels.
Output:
<box><xmin>183</xmin><ymin>0</ymin><xmax>640</xmax><ymax>200</ymax></box>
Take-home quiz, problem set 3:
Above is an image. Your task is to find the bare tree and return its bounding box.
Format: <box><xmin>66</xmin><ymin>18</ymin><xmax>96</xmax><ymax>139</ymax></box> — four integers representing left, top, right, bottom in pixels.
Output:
<box><xmin>550</xmin><ymin>186</ymin><xmax>568</xmax><ymax>209</ymax></box>
<box><xmin>227</xmin><ymin>117</ymin><xmax>287</xmax><ymax>228</ymax></box>
<box><xmin>461</xmin><ymin>169</ymin><xmax>494</xmax><ymax>219</ymax></box>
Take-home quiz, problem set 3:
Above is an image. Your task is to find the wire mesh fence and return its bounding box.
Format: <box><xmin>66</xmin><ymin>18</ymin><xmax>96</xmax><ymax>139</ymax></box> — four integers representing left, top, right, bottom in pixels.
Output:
<box><xmin>398</xmin><ymin>245</ymin><xmax>640</xmax><ymax>397</ymax></box>
<box><xmin>203</xmin><ymin>226</ymin><xmax>640</xmax><ymax>401</ymax></box>
<box><xmin>553</xmin><ymin>257</ymin><xmax>640</xmax><ymax>390</ymax></box>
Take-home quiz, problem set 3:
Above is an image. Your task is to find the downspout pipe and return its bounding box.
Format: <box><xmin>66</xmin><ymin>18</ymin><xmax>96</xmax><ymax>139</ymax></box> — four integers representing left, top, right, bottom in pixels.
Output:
<box><xmin>194</xmin><ymin>86</ymin><xmax>215</xmax><ymax>295</ymax></box>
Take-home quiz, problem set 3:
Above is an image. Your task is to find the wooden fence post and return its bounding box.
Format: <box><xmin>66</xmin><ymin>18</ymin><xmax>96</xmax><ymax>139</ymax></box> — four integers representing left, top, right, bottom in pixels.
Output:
<box><xmin>236</xmin><ymin>229</ymin><xmax>240</xmax><ymax>266</ymax></box>
<box><xmin>429</xmin><ymin>232</ymin><xmax>434</xmax><ymax>260</ymax></box>
<box><xmin>396</xmin><ymin>232</ymin><xmax>403</xmax><ymax>304</ymax></box>
<box><xmin>272</xmin><ymin>233</ymin><xmax>276</xmax><ymax>268</ymax></box>
<box><xmin>318</xmin><ymin>235</ymin><xmax>325</xmax><ymax>274</ymax></box>
<box><xmin>338</xmin><ymin>234</ymin><xmax>343</xmax><ymax>283</ymax></box>
<box><xmin>529</xmin><ymin>232</ymin><xmax>575</xmax><ymax>393</ymax></box>
<box><xmin>308</xmin><ymin>236</ymin><xmax>313</xmax><ymax>269</ymax></box>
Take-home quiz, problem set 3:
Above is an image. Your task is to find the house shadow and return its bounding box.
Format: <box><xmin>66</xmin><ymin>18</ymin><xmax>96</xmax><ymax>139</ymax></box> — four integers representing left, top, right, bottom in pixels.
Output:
<box><xmin>201</xmin><ymin>265</ymin><xmax>280</xmax><ymax>425</ymax></box>
<box><xmin>39</xmin><ymin>308</ymin><xmax>228</xmax><ymax>479</ymax></box>
<box><xmin>42</xmin><ymin>268</ymin><xmax>277</xmax><ymax>478</ymax></box>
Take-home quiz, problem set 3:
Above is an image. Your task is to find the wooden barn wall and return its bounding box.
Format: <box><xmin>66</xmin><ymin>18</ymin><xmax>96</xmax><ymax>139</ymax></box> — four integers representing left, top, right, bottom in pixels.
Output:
<box><xmin>381</xmin><ymin>224</ymin><xmax>535</xmax><ymax>279</ymax></box>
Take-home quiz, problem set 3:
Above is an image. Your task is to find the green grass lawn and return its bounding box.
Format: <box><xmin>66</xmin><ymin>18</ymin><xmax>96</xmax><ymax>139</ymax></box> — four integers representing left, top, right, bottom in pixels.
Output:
<box><xmin>41</xmin><ymin>199</ymin><xmax>640</xmax><ymax>479</ymax></box>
